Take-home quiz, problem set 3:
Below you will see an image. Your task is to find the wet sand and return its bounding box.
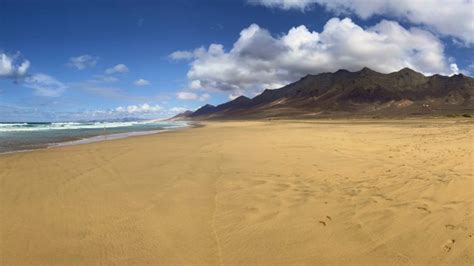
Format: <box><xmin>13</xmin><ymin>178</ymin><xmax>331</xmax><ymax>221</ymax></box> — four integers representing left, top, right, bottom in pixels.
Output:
<box><xmin>0</xmin><ymin>120</ymin><xmax>473</xmax><ymax>265</ymax></box>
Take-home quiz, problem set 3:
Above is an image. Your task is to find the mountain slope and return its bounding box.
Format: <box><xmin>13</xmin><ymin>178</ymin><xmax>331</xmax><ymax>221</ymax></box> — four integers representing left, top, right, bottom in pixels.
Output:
<box><xmin>176</xmin><ymin>67</ymin><xmax>474</xmax><ymax>119</ymax></box>
<box><xmin>168</xmin><ymin>110</ymin><xmax>193</xmax><ymax>121</ymax></box>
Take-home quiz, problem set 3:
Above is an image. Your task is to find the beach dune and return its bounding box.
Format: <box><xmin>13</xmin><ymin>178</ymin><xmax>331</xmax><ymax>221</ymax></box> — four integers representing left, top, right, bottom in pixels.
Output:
<box><xmin>0</xmin><ymin>120</ymin><xmax>473</xmax><ymax>265</ymax></box>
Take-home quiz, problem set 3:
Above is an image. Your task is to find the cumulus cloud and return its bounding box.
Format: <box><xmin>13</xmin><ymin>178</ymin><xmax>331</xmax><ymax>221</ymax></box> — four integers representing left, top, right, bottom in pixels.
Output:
<box><xmin>169</xmin><ymin>50</ymin><xmax>195</xmax><ymax>60</ymax></box>
<box><xmin>176</xmin><ymin>91</ymin><xmax>210</xmax><ymax>101</ymax></box>
<box><xmin>170</xmin><ymin>107</ymin><xmax>188</xmax><ymax>113</ymax></box>
<box><xmin>450</xmin><ymin>63</ymin><xmax>460</xmax><ymax>75</ymax></box>
<box><xmin>72</xmin><ymin>103</ymin><xmax>166</xmax><ymax>120</ymax></box>
<box><xmin>134</xmin><ymin>78</ymin><xmax>150</xmax><ymax>86</ymax></box>
<box><xmin>177</xmin><ymin>91</ymin><xmax>197</xmax><ymax>100</ymax></box>
<box><xmin>67</xmin><ymin>55</ymin><xmax>99</xmax><ymax>70</ymax></box>
<box><xmin>248</xmin><ymin>0</ymin><xmax>315</xmax><ymax>10</ymax></box>
<box><xmin>248</xmin><ymin>0</ymin><xmax>474</xmax><ymax>45</ymax></box>
<box><xmin>189</xmin><ymin>79</ymin><xmax>202</xmax><ymax>89</ymax></box>
<box><xmin>173</xmin><ymin>18</ymin><xmax>452</xmax><ymax>96</ymax></box>
<box><xmin>0</xmin><ymin>53</ymin><xmax>30</xmax><ymax>80</ymax></box>
<box><xmin>105</xmin><ymin>64</ymin><xmax>129</xmax><ymax>74</ymax></box>
<box><xmin>169</xmin><ymin>47</ymin><xmax>208</xmax><ymax>61</ymax></box>
<box><xmin>114</xmin><ymin>103</ymin><xmax>162</xmax><ymax>114</ymax></box>
<box><xmin>23</xmin><ymin>73</ymin><xmax>67</xmax><ymax>97</ymax></box>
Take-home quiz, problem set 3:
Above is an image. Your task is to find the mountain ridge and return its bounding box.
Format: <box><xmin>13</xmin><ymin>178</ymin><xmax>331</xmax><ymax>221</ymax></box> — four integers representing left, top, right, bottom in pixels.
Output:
<box><xmin>170</xmin><ymin>67</ymin><xmax>474</xmax><ymax>120</ymax></box>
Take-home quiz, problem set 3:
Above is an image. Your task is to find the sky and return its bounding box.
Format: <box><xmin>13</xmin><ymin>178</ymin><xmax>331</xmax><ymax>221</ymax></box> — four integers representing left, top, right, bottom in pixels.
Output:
<box><xmin>1</xmin><ymin>0</ymin><xmax>473</xmax><ymax>122</ymax></box>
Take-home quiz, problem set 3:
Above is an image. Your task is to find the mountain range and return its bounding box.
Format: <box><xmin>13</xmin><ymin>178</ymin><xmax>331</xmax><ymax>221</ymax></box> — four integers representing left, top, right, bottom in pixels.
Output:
<box><xmin>171</xmin><ymin>67</ymin><xmax>474</xmax><ymax>120</ymax></box>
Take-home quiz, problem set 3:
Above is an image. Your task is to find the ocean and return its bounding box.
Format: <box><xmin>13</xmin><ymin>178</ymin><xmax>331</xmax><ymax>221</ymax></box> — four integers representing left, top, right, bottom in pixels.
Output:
<box><xmin>0</xmin><ymin>120</ymin><xmax>188</xmax><ymax>153</ymax></box>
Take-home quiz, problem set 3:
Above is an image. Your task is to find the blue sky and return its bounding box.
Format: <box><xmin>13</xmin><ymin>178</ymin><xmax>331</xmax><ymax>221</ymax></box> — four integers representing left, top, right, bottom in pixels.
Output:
<box><xmin>1</xmin><ymin>0</ymin><xmax>473</xmax><ymax>121</ymax></box>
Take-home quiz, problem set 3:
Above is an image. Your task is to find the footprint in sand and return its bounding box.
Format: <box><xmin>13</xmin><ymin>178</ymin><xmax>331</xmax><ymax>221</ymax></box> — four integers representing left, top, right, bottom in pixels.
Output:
<box><xmin>443</xmin><ymin>239</ymin><xmax>455</xmax><ymax>253</ymax></box>
<box><xmin>444</xmin><ymin>224</ymin><xmax>455</xmax><ymax>230</ymax></box>
<box><xmin>318</xmin><ymin>215</ymin><xmax>332</xmax><ymax>226</ymax></box>
<box><xmin>416</xmin><ymin>206</ymin><xmax>431</xmax><ymax>214</ymax></box>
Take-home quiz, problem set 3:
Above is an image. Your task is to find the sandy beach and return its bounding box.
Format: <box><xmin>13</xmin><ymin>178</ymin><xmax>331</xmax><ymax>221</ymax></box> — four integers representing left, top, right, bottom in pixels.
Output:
<box><xmin>0</xmin><ymin>120</ymin><xmax>473</xmax><ymax>265</ymax></box>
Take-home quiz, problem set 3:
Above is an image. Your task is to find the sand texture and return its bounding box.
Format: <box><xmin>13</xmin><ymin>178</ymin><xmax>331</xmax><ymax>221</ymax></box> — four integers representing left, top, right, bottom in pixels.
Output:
<box><xmin>1</xmin><ymin>120</ymin><xmax>473</xmax><ymax>265</ymax></box>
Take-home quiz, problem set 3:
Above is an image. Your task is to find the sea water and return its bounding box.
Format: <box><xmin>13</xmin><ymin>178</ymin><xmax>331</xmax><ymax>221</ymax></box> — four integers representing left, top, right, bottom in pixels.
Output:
<box><xmin>0</xmin><ymin>120</ymin><xmax>188</xmax><ymax>153</ymax></box>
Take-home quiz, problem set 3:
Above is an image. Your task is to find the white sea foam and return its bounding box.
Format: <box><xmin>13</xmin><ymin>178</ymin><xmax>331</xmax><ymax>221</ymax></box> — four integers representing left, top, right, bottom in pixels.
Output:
<box><xmin>0</xmin><ymin>121</ymin><xmax>190</xmax><ymax>154</ymax></box>
<box><xmin>0</xmin><ymin>121</ymin><xmax>186</xmax><ymax>132</ymax></box>
<box><xmin>0</xmin><ymin>123</ymin><xmax>28</xmax><ymax>127</ymax></box>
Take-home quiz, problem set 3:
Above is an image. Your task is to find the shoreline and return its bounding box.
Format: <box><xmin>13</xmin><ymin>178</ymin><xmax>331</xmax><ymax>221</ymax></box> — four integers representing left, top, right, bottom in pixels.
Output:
<box><xmin>1</xmin><ymin>118</ymin><xmax>471</xmax><ymax>156</ymax></box>
<box><xmin>0</xmin><ymin>121</ymin><xmax>197</xmax><ymax>156</ymax></box>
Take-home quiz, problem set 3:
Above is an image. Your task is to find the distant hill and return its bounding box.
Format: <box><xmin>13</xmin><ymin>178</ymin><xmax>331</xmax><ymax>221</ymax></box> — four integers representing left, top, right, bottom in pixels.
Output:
<box><xmin>168</xmin><ymin>110</ymin><xmax>193</xmax><ymax>121</ymax></box>
<box><xmin>173</xmin><ymin>67</ymin><xmax>474</xmax><ymax>119</ymax></box>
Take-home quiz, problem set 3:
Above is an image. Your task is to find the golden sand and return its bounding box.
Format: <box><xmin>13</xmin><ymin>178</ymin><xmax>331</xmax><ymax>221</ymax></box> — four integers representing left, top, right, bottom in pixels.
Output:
<box><xmin>0</xmin><ymin>120</ymin><xmax>473</xmax><ymax>265</ymax></box>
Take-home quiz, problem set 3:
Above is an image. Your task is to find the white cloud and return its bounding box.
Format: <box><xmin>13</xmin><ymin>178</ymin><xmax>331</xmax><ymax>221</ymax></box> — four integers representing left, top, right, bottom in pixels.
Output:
<box><xmin>134</xmin><ymin>78</ymin><xmax>150</xmax><ymax>86</ymax></box>
<box><xmin>78</xmin><ymin>103</ymin><xmax>191</xmax><ymax>120</ymax></box>
<box><xmin>23</xmin><ymin>73</ymin><xmax>67</xmax><ymax>97</ymax></box>
<box><xmin>199</xmin><ymin>93</ymin><xmax>210</xmax><ymax>101</ymax></box>
<box><xmin>169</xmin><ymin>47</ymin><xmax>207</xmax><ymax>61</ymax></box>
<box><xmin>248</xmin><ymin>0</ymin><xmax>315</xmax><ymax>10</ymax></box>
<box><xmin>114</xmin><ymin>103</ymin><xmax>162</xmax><ymax>114</ymax></box>
<box><xmin>177</xmin><ymin>91</ymin><xmax>198</xmax><ymax>100</ymax></box>
<box><xmin>0</xmin><ymin>53</ymin><xmax>30</xmax><ymax>79</ymax></box>
<box><xmin>89</xmin><ymin>75</ymin><xmax>119</xmax><ymax>83</ymax></box>
<box><xmin>67</xmin><ymin>55</ymin><xmax>99</xmax><ymax>70</ymax></box>
<box><xmin>450</xmin><ymin>63</ymin><xmax>460</xmax><ymax>75</ymax></box>
<box><xmin>176</xmin><ymin>18</ymin><xmax>451</xmax><ymax>95</ymax></box>
<box><xmin>176</xmin><ymin>91</ymin><xmax>210</xmax><ymax>101</ymax></box>
<box><xmin>169</xmin><ymin>50</ymin><xmax>195</xmax><ymax>60</ymax></box>
<box><xmin>74</xmin><ymin>104</ymin><xmax>165</xmax><ymax>120</ymax></box>
<box><xmin>228</xmin><ymin>93</ymin><xmax>242</xmax><ymax>100</ymax></box>
<box><xmin>105</xmin><ymin>64</ymin><xmax>129</xmax><ymax>74</ymax></box>
<box><xmin>170</xmin><ymin>107</ymin><xmax>188</xmax><ymax>113</ymax></box>
<box><xmin>189</xmin><ymin>79</ymin><xmax>202</xmax><ymax>89</ymax></box>
<box><xmin>249</xmin><ymin>0</ymin><xmax>474</xmax><ymax>45</ymax></box>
